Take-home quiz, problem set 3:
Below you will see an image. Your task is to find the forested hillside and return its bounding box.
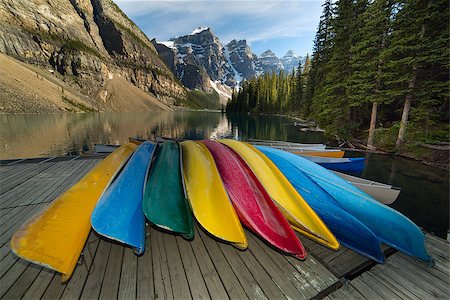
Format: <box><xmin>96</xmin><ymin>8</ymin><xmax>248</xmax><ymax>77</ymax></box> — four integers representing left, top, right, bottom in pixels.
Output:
<box><xmin>227</xmin><ymin>0</ymin><xmax>449</xmax><ymax>150</ymax></box>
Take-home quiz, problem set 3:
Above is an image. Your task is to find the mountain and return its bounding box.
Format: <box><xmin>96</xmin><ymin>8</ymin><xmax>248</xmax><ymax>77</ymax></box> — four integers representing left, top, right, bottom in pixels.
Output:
<box><xmin>280</xmin><ymin>50</ymin><xmax>302</xmax><ymax>72</ymax></box>
<box><xmin>0</xmin><ymin>0</ymin><xmax>187</xmax><ymax>112</ymax></box>
<box><xmin>226</xmin><ymin>39</ymin><xmax>259</xmax><ymax>80</ymax></box>
<box><xmin>258</xmin><ymin>50</ymin><xmax>282</xmax><ymax>73</ymax></box>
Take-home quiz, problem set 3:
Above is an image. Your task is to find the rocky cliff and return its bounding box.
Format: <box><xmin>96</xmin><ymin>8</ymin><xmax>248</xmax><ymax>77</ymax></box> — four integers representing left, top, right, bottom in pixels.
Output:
<box><xmin>0</xmin><ymin>0</ymin><xmax>186</xmax><ymax>112</ymax></box>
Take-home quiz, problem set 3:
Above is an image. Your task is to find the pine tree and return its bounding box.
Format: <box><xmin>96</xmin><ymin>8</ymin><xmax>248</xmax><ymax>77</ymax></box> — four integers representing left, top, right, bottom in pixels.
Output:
<box><xmin>294</xmin><ymin>61</ymin><xmax>304</xmax><ymax>112</ymax></box>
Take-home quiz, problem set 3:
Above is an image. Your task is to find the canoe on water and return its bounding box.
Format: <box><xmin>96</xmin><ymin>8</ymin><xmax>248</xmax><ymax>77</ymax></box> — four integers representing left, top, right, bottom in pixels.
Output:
<box><xmin>200</xmin><ymin>140</ymin><xmax>306</xmax><ymax>259</ymax></box>
<box><xmin>256</xmin><ymin>146</ymin><xmax>431</xmax><ymax>262</ymax></box>
<box><xmin>180</xmin><ymin>141</ymin><xmax>247</xmax><ymax>249</ymax></box>
<box><xmin>333</xmin><ymin>171</ymin><xmax>401</xmax><ymax>205</ymax></box>
<box><xmin>91</xmin><ymin>141</ymin><xmax>156</xmax><ymax>255</ymax></box>
<box><xmin>219</xmin><ymin>139</ymin><xmax>339</xmax><ymax>250</ymax></box>
<box><xmin>143</xmin><ymin>141</ymin><xmax>194</xmax><ymax>239</ymax></box>
<box><xmin>299</xmin><ymin>155</ymin><xmax>365</xmax><ymax>174</ymax></box>
<box><xmin>11</xmin><ymin>143</ymin><xmax>137</xmax><ymax>282</ymax></box>
<box><xmin>292</xmin><ymin>149</ymin><xmax>345</xmax><ymax>158</ymax></box>
<box><xmin>258</xmin><ymin>147</ymin><xmax>384</xmax><ymax>263</ymax></box>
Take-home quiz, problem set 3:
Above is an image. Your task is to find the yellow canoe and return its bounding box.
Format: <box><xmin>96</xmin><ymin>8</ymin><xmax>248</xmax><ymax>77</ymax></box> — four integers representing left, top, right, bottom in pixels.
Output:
<box><xmin>11</xmin><ymin>143</ymin><xmax>137</xmax><ymax>282</ymax></box>
<box><xmin>295</xmin><ymin>150</ymin><xmax>345</xmax><ymax>158</ymax></box>
<box><xmin>180</xmin><ymin>141</ymin><xmax>247</xmax><ymax>249</ymax></box>
<box><xmin>219</xmin><ymin>139</ymin><xmax>339</xmax><ymax>250</ymax></box>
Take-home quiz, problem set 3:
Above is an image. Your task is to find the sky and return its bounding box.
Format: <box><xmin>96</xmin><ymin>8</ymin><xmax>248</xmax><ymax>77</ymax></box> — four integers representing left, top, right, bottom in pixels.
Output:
<box><xmin>115</xmin><ymin>0</ymin><xmax>324</xmax><ymax>58</ymax></box>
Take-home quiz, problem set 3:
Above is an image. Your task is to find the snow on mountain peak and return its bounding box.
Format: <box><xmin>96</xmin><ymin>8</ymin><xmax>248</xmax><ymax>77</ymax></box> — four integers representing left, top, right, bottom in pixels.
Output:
<box><xmin>191</xmin><ymin>26</ymin><xmax>210</xmax><ymax>35</ymax></box>
<box><xmin>283</xmin><ymin>50</ymin><xmax>297</xmax><ymax>58</ymax></box>
<box><xmin>260</xmin><ymin>50</ymin><xmax>276</xmax><ymax>58</ymax></box>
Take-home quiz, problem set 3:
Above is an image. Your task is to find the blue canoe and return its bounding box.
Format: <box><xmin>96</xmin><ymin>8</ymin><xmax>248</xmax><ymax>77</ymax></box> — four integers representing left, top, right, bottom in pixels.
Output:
<box><xmin>91</xmin><ymin>141</ymin><xmax>156</xmax><ymax>255</ymax></box>
<box><xmin>300</xmin><ymin>155</ymin><xmax>365</xmax><ymax>174</ymax></box>
<box><xmin>260</xmin><ymin>148</ymin><xmax>384</xmax><ymax>263</ymax></box>
<box><xmin>257</xmin><ymin>146</ymin><xmax>432</xmax><ymax>262</ymax></box>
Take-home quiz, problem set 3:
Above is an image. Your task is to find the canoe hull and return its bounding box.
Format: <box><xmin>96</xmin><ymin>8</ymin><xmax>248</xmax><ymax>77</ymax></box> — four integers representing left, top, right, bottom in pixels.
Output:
<box><xmin>143</xmin><ymin>141</ymin><xmax>194</xmax><ymax>239</ymax></box>
<box><xmin>11</xmin><ymin>143</ymin><xmax>137</xmax><ymax>281</ymax></box>
<box><xmin>218</xmin><ymin>139</ymin><xmax>339</xmax><ymax>250</ymax></box>
<box><xmin>180</xmin><ymin>141</ymin><xmax>247</xmax><ymax>249</ymax></box>
<box><xmin>300</xmin><ymin>155</ymin><xmax>365</xmax><ymax>174</ymax></box>
<box><xmin>91</xmin><ymin>141</ymin><xmax>156</xmax><ymax>255</ymax></box>
<box><xmin>201</xmin><ymin>140</ymin><xmax>306</xmax><ymax>259</ymax></box>
<box><xmin>259</xmin><ymin>147</ymin><xmax>384</xmax><ymax>263</ymax></box>
<box><xmin>256</xmin><ymin>146</ymin><xmax>431</xmax><ymax>262</ymax></box>
<box><xmin>294</xmin><ymin>150</ymin><xmax>345</xmax><ymax>158</ymax></box>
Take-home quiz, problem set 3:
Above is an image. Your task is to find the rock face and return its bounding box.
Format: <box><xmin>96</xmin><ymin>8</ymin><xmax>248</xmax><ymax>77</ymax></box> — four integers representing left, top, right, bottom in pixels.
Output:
<box><xmin>0</xmin><ymin>0</ymin><xmax>186</xmax><ymax>111</ymax></box>
<box><xmin>226</xmin><ymin>39</ymin><xmax>258</xmax><ymax>79</ymax></box>
<box><xmin>258</xmin><ymin>50</ymin><xmax>282</xmax><ymax>73</ymax></box>
<box><xmin>280</xmin><ymin>50</ymin><xmax>302</xmax><ymax>72</ymax></box>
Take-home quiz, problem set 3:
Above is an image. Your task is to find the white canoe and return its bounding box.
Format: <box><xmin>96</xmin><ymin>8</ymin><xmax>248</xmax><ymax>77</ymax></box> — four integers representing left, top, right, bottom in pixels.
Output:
<box><xmin>248</xmin><ymin>139</ymin><xmax>326</xmax><ymax>149</ymax></box>
<box><xmin>332</xmin><ymin>171</ymin><xmax>401</xmax><ymax>205</ymax></box>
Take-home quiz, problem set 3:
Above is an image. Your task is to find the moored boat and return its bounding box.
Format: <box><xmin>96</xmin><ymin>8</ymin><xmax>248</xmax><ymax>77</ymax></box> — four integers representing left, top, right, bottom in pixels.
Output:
<box><xmin>299</xmin><ymin>155</ymin><xmax>365</xmax><ymax>174</ymax></box>
<box><xmin>143</xmin><ymin>141</ymin><xmax>194</xmax><ymax>239</ymax></box>
<box><xmin>259</xmin><ymin>147</ymin><xmax>384</xmax><ymax>263</ymax></box>
<box><xmin>219</xmin><ymin>139</ymin><xmax>339</xmax><ymax>250</ymax></box>
<box><xmin>255</xmin><ymin>146</ymin><xmax>432</xmax><ymax>262</ymax></box>
<box><xmin>91</xmin><ymin>141</ymin><xmax>156</xmax><ymax>255</ymax></box>
<box><xmin>332</xmin><ymin>171</ymin><xmax>401</xmax><ymax>205</ymax></box>
<box><xmin>180</xmin><ymin>140</ymin><xmax>247</xmax><ymax>249</ymax></box>
<box><xmin>11</xmin><ymin>143</ymin><xmax>137</xmax><ymax>282</ymax></box>
<box><xmin>201</xmin><ymin>140</ymin><xmax>306</xmax><ymax>259</ymax></box>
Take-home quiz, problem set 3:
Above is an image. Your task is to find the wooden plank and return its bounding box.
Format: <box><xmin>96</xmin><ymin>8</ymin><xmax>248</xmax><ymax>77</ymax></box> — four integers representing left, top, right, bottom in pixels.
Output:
<box><xmin>196</xmin><ymin>226</ymin><xmax>248</xmax><ymax>299</ymax></box>
<box><xmin>218</xmin><ymin>241</ymin><xmax>267</xmax><ymax>300</ymax></box>
<box><xmin>0</xmin><ymin>258</ymin><xmax>29</xmax><ymax>298</ymax></box>
<box><xmin>137</xmin><ymin>229</ymin><xmax>154</xmax><ymax>300</ymax></box>
<box><xmin>244</xmin><ymin>233</ymin><xmax>301</xmax><ymax>299</ymax></box>
<box><xmin>0</xmin><ymin>203</ymin><xmax>45</xmax><ymax>244</ymax></box>
<box><xmin>21</xmin><ymin>269</ymin><xmax>55</xmax><ymax>299</ymax></box>
<box><xmin>288</xmin><ymin>253</ymin><xmax>337</xmax><ymax>287</ymax></box>
<box><xmin>249</xmin><ymin>232</ymin><xmax>317</xmax><ymax>299</ymax></box>
<box><xmin>189</xmin><ymin>227</ymin><xmax>228</xmax><ymax>300</ymax></box>
<box><xmin>164</xmin><ymin>233</ymin><xmax>191</xmax><ymax>300</ymax></box>
<box><xmin>176</xmin><ymin>234</ymin><xmax>210</xmax><ymax>300</ymax></box>
<box><xmin>235</xmin><ymin>242</ymin><xmax>286</xmax><ymax>299</ymax></box>
<box><xmin>151</xmin><ymin>228</ymin><xmax>173</xmax><ymax>300</ymax></box>
<box><xmin>118</xmin><ymin>247</ymin><xmax>138</xmax><ymax>300</ymax></box>
<box><xmin>0</xmin><ymin>251</ymin><xmax>19</xmax><ymax>278</ymax></box>
<box><xmin>80</xmin><ymin>239</ymin><xmax>112</xmax><ymax>299</ymax></box>
<box><xmin>395</xmin><ymin>251</ymin><xmax>449</xmax><ymax>280</ymax></box>
<box><xmin>0</xmin><ymin>162</ymin><xmax>57</xmax><ymax>194</ymax></box>
<box><xmin>1</xmin><ymin>263</ymin><xmax>42</xmax><ymax>299</ymax></box>
<box><xmin>99</xmin><ymin>243</ymin><xmax>124</xmax><ymax>300</ymax></box>
<box><xmin>349</xmin><ymin>277</ymin><xmax>383</xmax><ymax>300</ymax></box>
<box><xmin>0</xmin><ymin>203</ymin><xmax>41</xmax><ymax>237</ymax></box>
<box><xmin>41</xmin><ymin>271</ymin><xmax>67</xmax><ymax>300</ymax></box>
<box><xmin>353</xmin><ymin>272</ymin><xmax>403</xmax><ymax>299</ymax></box>
<box><xmin>0</xmin><ymin>207</ymin><xmax>22</xmax><ymax>227</ymax></box>
<box><xmin>367</xmin><ymin>266</ymin><xmax>421</xmax><ymax>300</ymax></box>
<box><xmin>327</xmin><ymin>283</ymin><xmax>366</xmax><ymax>300</ymax></box>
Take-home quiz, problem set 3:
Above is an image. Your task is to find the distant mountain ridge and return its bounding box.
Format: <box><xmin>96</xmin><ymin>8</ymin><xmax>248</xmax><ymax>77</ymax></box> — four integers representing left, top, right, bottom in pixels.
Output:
<box><xmin>153</xmin><ymin>26</ymin><xmax>305</xmax><ymax>98</ymax></box>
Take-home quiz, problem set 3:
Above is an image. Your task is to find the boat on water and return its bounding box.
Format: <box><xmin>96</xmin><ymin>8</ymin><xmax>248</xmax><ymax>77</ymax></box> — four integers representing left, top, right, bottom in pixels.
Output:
<box><xmin>11</xmin><ymin>143</ymin><xmax>137</xmax><ymax>282</ymax></box>
<box><xmin>143</xmin><ymin>141</ymin><xmax>194</xmax><ymax>239</ymax></box>
<box><xmin>249</xmin><ymin>139</ymin><xmax>326</xmax><ymax>149</ymax></box>
<box><xmin>298</xmin><ymin>155</ymin><xmax>365</xmax><ymax>174</ymax></box>
<box><xmin>332</xmin><ymin>171</ymin><xmax>401</xmax><ymax>205</ymax></box>
<box><xmin>256</xmin><ymin>146</ymin><xmax>431</xmax><ymax>262</ymax></box>
<box><xmin>200</xmin><ymin>140</ymin><xmax>306</xmax><ymax>259</ymax></box>
<box><xmin>94</xmin><ymin>143</ymin><xmax>120</xmax><ymax>153</ymax></box>
<box><xmin>180</xmin><ymin>141</ymin><xmax>247</xmax><ymax>249</ymax></box>
<box><xmin>258</xmin><ymin>147</ymin><xmax>384</xmax><ymax>263</ymax></box>
<box><xmin>91</xmin><ymin>141</ymin><xmax>156</xmax><ymax>255</ymax></box>
<box><xmin>219</xmin><ymin>139</ymin><xmax>339</xmax><ymax>250</ymax></box>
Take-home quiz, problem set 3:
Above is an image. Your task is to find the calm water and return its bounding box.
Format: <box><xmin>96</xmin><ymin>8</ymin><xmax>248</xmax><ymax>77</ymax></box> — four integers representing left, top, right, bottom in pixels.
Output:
<box><xmin>1</xmin><ymin>112</ymin><xmax>448</xmax><ymax>238</ymax></box>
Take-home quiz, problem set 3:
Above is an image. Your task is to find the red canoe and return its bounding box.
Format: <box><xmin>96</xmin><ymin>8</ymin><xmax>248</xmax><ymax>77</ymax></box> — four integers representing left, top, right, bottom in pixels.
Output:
<box><xmin>200</xmin><ymin>140</ymin><xmax>306</xmax><ymax>259</ymax></box>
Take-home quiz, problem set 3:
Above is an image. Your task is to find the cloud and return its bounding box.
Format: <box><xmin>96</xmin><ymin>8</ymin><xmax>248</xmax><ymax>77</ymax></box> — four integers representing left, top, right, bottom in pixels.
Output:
<box><xmin>115</xmin><ymin>1</ymin><xmax>323</xmax><ymax>55</ymax></box>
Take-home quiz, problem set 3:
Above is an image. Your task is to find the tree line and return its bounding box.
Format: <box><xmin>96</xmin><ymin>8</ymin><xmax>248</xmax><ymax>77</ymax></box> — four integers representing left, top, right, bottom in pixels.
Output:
<box><xmin>227</xmin><ymin>0</ymin><xmax>448</xmax><ymax>149</ymax></box>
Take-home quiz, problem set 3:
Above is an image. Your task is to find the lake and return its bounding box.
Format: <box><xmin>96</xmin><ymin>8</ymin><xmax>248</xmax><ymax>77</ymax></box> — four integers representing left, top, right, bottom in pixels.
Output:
<box><xmin>1</xmin><ymin>111</ymin><xmax>448</xmax><ymax>238</ymax></box>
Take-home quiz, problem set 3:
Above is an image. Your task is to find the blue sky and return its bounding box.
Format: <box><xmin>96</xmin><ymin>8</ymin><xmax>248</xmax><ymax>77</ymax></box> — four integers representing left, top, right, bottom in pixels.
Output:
<box><xmin>115</xmin><ymin>1</ymin><xmax>324</xmax><ymax>58</ymax></box>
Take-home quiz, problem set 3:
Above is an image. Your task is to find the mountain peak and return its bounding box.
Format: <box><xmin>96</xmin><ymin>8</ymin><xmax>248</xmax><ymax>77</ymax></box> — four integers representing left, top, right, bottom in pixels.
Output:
<box><xmin>190</xmin><ymin>26</ymin><xmax>210</xmax><ymax>35</ymax></box>
<box><xmin>283</xmin><ymin>50</ymin><xmax>297</xmax><ymax>58</ymax></box>
<box><xmin>260</xmin><ymin>50</ymin><xmax>276</xmax><ymax>58</ymax></box>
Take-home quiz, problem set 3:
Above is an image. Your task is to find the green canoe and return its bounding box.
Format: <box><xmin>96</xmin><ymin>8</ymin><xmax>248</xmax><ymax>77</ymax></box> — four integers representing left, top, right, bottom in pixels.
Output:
<box><xmin>143</xmin><ymin>141</ymin><xmax>194</xmax><ymax>239</ymax></box>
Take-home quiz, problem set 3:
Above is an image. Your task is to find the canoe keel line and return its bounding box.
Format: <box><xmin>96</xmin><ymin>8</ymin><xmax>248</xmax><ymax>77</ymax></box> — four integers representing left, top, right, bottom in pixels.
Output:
<box><xmin>11</xmin><ymin>143</ymin><xmax>137</xmax><ymax>282</ymax></box>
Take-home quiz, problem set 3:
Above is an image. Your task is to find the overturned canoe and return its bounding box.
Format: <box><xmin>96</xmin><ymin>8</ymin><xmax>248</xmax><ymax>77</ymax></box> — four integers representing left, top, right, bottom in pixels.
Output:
<box><xmin>219</xmin><ymin>139</ymin><xmax>339</xmax><ymax>250</ymax></box>
<box><xmin>201</xmin><ymin>140</ymin><xmax>306</xmax><ymax>259</ymax></box>
<box><xmin>256</xmin><ymin>146</ymin><xmax>431</xmax><ymax>262</ymax></box>
<box><xmin>180</xmin><ymin>141</ymin><xmax>247</xmax><ymax>249</ymax></box>
<box><xmin>91</xmin><ymin>141</ymin><xmax>156</xmax><ymax>255</ymax></box>
<box><xmin>299</xmin><ymin>155</ymin><xmax>365</xmax><ymax>174</ymax></box>
<box><xmin>333</xmin><ymin>171</ymin><xmax>401</xmax><ymax>205</ymax></box>
<box><xmin>11</xmin><ymin>143</ymin><xmax>137</xmax><ymax>282</ymax></box>
<box><xmin>293</xmin><ymin>149</ymin><xmax>345</xmax><ymax>158</ymax></box>
<box><xmin>259</xmin><ymin>147</ymin><xmax>384</xmax><ymax>263</ymax></box>
<box><xmin>143</xmin><ymin>141</ymin><xmax>194</xmax><ymax>239</ymax></box>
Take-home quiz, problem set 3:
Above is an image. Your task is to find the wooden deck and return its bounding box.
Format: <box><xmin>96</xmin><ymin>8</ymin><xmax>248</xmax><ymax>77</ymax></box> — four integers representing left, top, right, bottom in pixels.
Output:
<box><xmin>0</xmin><ymin>157</ymin><xmax>448</xmax><ymax>299</ymax></box>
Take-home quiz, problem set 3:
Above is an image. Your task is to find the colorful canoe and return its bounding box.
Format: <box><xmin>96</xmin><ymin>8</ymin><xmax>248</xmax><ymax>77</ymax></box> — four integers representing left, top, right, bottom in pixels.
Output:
<box><xmin>299</xmin><ymin>155</ymin><xmax>365</xmax><ymax>173</ymax></box>
<box><xmin>201</xmin><ymin>140</ymin><xmax>306</xmax><ymax>259</ymax></box>
<box><xmin>143</xmin><ymin>141</ymin><xmax>194</xmax><ymax>239</ymax></box>
<box><xmin>256</xmin><ymin>146</ymin><xmax>431</xmax><ymax>262</ymax></box>
<box><xmin>259</xmin><ymin>147</ymin><xmax>384</xmax><ymax>263</ymax></box>
<box><xmin>219</xmin><ymin>139</ymin><xmax>339</xmax><ymax>250</ymax></box>
<box><xmin>11</xmin><ymin>143</ymin><xmax>136</xmax><ymax>282</ymax></box>
<box><xmin>293</xmin><ymin>150</ymin><xmax>345</xmax><ymax>158</ymax></box>
<box><xmin>91</xmin><ymin>141</ymin><xmax>155</xmax><ymax>255</ymax></box>
<box><xmin>180</xmin><ymin>141</ymin><xmax>247</xmax><ymax>249</ymax></box>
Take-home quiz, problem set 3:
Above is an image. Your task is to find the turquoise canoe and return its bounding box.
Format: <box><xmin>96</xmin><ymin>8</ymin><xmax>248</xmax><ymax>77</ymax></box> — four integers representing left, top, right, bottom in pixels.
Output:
<box><xmin>256</xmin><ymin>146</ymin><xmax>432</xmax><ymax>262</ymax></box>
<box><xmin>143</xmin><ymin>141</ymin><xmax>194</xmax><ymax>239</ymax></box>
<box><xmin>91</xmin><ymin>141</ymin><xmax>156</xmax><ymax>255</ymax></box>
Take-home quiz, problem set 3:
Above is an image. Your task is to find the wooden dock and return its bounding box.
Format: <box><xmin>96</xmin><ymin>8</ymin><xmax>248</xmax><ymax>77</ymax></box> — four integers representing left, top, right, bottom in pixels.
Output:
<box><xmin>0</xmin><ymin>156</ymin><xmax>448</xmax><ymax>299</ymax></box>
